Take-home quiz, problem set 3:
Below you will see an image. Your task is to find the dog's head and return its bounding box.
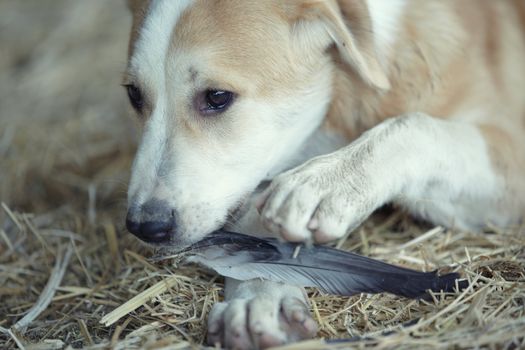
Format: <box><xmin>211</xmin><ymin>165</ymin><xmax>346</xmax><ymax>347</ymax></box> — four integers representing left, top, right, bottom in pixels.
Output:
<box><xmin>124</xmin><ymin>0</ymin><xmax>389</xmax><ymax>246</ymax></box>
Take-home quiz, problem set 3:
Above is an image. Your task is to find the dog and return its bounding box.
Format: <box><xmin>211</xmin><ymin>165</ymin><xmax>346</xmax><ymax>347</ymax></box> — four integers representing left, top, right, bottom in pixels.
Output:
<box><xmin>123</xmin><ymin>0</ymin><xmax>525</xmax><ymax>348</ymax></box>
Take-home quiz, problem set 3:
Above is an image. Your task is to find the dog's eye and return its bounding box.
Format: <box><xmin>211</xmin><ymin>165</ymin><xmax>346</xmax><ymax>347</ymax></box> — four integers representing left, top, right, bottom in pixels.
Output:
<box><xmin>125</xmin><ymin>84</ymin><xmax>144</xmax><ymax>112</ymax></box>
<box><xmin>206</xmin><ymin>90</ymin><xmax>232</xmax><ymax>110</ymax></box>
<box><xmin>197</xmin><ymin>90</ymin><xmax>234</xmax><ymax>115</ymax></box>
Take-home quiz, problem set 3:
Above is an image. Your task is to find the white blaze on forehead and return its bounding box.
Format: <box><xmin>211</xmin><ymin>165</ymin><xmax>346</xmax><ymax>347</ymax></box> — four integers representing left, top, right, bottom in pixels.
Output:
<box><xmin>130</xmin><ymin>0</ymin><xmax>194</xmax><ymax>85</ymax></box>
<box><xmin>127</xmin><ymin>0</ymin><xmax>194</xmax><ymax>205</ymax></box>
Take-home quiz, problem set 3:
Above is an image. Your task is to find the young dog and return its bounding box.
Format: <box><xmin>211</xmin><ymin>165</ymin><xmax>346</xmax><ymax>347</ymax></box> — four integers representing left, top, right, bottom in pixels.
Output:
<box><xmin>124</xmin><ymin>0</ymin><xmax>525</xmax><ymax>348</ymax></box>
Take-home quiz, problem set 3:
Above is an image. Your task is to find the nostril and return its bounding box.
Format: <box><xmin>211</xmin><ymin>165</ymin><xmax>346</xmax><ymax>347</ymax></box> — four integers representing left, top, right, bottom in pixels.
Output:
<box><xmin>139</xmin><ymin>221</ymin><xmax>172</xmax><ymax>243</ymax></box>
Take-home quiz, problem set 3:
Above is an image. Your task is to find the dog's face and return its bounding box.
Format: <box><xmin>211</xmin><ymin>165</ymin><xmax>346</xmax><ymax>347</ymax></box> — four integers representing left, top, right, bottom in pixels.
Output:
<box><xmin>124</xmin><ymin>0</ymin><xmax>388</xmax><ymax>246</ymax></box>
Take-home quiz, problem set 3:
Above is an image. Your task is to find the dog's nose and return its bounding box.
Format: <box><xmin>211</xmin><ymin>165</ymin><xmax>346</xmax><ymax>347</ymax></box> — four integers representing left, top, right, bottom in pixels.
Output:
<box><xmin>126</xmin><ymin>217</ymin><xmax>172</xmax><ymax>243</ymax></box>
<box><xmin>126</xmin><ymin>200</ymin><xmax>175</xmax><ymax>244</ymax></box>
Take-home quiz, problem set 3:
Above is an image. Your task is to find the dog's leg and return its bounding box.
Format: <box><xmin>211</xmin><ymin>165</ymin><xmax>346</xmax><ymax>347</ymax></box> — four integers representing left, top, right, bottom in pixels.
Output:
<box><xmin>257</xmin><ymin>112</ymin><xmax>522</xmax><ymax>242</ymax></box>
<box><xmin>207</xmin><ymin>202</ymin><xmax>317</xmax><ymax>349</ymax></box>
<box><xmin>207</xmin><ymin>279</ymin><xmax>317</xmax><ymax>349</ymax></box>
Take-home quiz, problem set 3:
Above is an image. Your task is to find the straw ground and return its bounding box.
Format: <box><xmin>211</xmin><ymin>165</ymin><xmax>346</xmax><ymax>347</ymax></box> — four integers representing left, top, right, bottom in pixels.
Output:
<box><xmin>0</xmin><ymin>1</ymin><xmax>524</xmax><ymax>349</ymax></box>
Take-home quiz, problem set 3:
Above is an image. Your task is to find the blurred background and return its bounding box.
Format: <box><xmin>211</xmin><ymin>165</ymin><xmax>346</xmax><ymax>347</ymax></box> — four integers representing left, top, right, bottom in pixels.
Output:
<box><xmin>0</xmin><ymin>0</ymin><xmax>134</xmax><ymax>215</ymax></box>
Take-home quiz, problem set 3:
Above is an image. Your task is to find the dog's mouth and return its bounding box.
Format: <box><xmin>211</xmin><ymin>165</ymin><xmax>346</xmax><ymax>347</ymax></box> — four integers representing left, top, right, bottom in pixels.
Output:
<box><xmin>138</xmin><ymin>180</ymin><xmax>273</xmax><ymax>253</ymax></box>
<box><xmin>150</xmin><ymin>194</ymin><xmax>257</xmax><ymax>259</ymax></box>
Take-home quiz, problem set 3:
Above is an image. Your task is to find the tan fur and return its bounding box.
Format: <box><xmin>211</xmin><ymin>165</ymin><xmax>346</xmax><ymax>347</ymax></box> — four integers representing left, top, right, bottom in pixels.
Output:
<box><xmin>127</xmin><ymin>0</ymin><xmax>525</xmax><ymax>225</ymax></box>
<box><xmin>326</xmin><ymin>1</ymin><xmax>525</xmax><ymax>128</ymax></box>
<box><xmin>322</xmin><ymin>0</ymin><xmax>525</xmax><ymax>208</ymax></box>
<box><xmin>172</xmin><ymin>1</ymin><xmax>298</xmax><ymax>95</ymax></box>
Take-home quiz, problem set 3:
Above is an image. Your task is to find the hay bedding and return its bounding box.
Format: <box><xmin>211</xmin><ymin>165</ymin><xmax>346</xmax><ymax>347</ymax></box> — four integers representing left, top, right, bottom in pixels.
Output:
<box><xmin>0</xmin><ymin>1</ymin><xmax>524</xmax><ymax>349</ymax></box>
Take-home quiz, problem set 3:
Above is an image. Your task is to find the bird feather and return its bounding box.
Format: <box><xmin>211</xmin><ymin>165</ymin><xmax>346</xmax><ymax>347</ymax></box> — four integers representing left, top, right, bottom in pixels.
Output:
<box><xmin>176</xmin><ymin>230</ymin><xmax>466</xmax><ymax>299</ymax></box>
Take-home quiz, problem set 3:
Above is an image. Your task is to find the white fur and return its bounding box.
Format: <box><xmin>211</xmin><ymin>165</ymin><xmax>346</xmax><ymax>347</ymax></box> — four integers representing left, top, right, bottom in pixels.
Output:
<box><xmin>128</xmin><ymin>79</ymin><xmax>336</xmax><ymax>243</ymax></box>
<box><xmin>259</xmin><ymin>113</ymin><xmax>503</xmax><ymax>243</ymax></box>
<box><xmin>130</xmin><ymin>0</ymin><xmax>194</xmax><ymax>86</ymax></box>
<box><xmin>207</xmin><ymin>279</ymin><xmax>315</xmax><ymax>348</ymax></box>
<box><xmin>365</xmin><ymin>0</ymin><xmax>406</xmax><ymax>63</ymax></box>
<box><xmin>128</xmin><ymin>18</ymin><xmax>337</xmax><ymax>244</ymax></box>
<box><xmin>127</xmin><ymin>0</ymin><xmax>193</xmax><ymax>205</ymax></box>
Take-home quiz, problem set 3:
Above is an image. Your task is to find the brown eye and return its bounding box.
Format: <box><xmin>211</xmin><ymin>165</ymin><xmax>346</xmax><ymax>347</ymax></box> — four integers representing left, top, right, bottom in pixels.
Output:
<box><xmin>202</xmin><ymin>90</ymin><xmax>234</xmax><ymax>114</ymax></box>
<box><xmin>125</xmin><ymin>84</ymin><xmax>144</xmax><ymax>112</ymax></box>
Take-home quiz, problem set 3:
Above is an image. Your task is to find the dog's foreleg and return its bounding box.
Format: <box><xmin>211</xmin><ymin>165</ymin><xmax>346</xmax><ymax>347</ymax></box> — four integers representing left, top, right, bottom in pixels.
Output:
<box><xmin>257</xmin><ymin>112</ymin><xmax>517</xmax><ymax>242</ymax></box>
<box><xmin>207</xmin><ymin>199</ymin><xmax>317</xmax><ymax>349</ymax></box>
<box><xmin>207</xmin><ymin>278</ymin><xmax>317</xmax><ymax>349</ymax></box>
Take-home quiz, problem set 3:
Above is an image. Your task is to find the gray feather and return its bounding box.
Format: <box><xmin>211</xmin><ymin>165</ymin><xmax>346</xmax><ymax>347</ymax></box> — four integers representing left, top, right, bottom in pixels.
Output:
<box><xmin>179</xmin><ymin>230</ymin><xmax>466</xmax><ymax>298</ymax></box>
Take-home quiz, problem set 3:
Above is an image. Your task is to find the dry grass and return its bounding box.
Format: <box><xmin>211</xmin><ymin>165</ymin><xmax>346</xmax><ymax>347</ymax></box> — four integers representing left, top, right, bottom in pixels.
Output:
<box><xmin>0</xmin><ymin>1</ymin><xmax>524</xmax><ymax>349</ymax></box>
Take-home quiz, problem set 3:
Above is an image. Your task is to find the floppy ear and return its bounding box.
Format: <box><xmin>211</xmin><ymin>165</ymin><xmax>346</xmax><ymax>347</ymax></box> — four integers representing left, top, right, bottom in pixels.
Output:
<box><xmin>293</xmin><ymin>0</ymin><xmax>390</xmax><ymax>90</ymax></box>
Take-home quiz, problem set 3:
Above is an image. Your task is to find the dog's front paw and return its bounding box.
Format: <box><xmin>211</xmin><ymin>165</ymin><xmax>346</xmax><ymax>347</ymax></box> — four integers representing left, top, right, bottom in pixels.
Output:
<box><xmin>207</xmin><ymin>283</ymin><xmax>317</xmax><ymax>349</ymax></box>
<box><xmin>256</xmin><ymin>152</ymin><xmax>379</xmax><ymax>243</ymax></box>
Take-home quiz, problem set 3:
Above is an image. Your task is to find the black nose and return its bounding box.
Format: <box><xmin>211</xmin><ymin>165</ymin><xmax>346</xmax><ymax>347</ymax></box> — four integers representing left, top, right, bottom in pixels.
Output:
<box><xmin>126</xmin><ymin>200</ymin><xmax>175</xmax><ymax>244</ymax></box>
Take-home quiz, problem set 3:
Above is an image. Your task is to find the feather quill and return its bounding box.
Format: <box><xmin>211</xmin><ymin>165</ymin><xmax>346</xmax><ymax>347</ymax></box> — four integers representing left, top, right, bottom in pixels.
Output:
<box><xmin>175</xmin><ymin>230</ymin><xmax>466</xmax><ymax>299</ymax></box>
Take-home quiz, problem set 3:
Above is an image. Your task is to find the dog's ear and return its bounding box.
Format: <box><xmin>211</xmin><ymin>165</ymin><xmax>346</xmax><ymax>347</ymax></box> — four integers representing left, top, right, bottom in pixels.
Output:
<box><xmin>291</xmin><ymin>0</ymin><xmax>390</xmax><ymax>90</ymax></box>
